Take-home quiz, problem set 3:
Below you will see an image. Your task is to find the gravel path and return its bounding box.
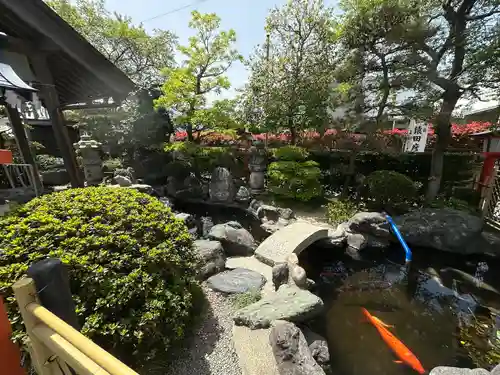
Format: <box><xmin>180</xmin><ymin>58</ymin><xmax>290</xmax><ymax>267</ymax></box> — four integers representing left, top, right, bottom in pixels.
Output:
<box><xmin>164</xmin><ymin>285</ymin><xmax>242</xmax><ymax>375</ymax></box>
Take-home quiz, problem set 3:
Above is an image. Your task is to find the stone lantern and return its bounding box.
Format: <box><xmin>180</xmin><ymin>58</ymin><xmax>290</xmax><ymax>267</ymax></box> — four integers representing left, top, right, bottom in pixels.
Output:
<box><xmin>73</xmin><ymin>134</ymin><xmax>103</xmax><ymax>185</ymax></box>
<box><xmin>248</xmin><ymin>142</ymin><xmax>268</xmax><ymax>194</ymax></box>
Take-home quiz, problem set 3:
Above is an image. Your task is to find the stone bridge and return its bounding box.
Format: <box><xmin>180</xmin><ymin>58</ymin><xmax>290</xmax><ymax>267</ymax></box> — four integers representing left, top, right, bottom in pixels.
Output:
<box><xmin>255</xmin><ymin>222</ymin><xmax>329</xmax><ymax>266</ymax></box>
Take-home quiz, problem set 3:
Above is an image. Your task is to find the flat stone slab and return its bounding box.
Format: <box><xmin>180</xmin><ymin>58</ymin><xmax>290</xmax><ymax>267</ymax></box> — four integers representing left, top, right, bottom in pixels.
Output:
<box><xmin>255</xmin><ymin>222</ymin><xmax>329</xmax><ymax>266</ymax></box>
<box><xmin>226</xmin><ymin>256</ymin><xmax>274</xmax><ymax>297</ymax></box>
<box><xmin>207</xmin><ymin>268</ymin><xmax>266</xmax><ymax>294</ymax></box>
<box><xmin>233</xmin><ymin>324</ymin><xmax>279</xmax><ymax>375</ymax></box>
<box><xmin>233</xmin><ymin>285</ymin><xmax>324</xmax><ymax>329</ymax></box>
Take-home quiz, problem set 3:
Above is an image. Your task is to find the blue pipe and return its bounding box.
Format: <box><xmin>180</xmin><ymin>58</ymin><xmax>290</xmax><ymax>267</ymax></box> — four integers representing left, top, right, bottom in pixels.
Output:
<box><xmin>385</xmin><ymin>215</ymin><xmax>412</xmax><ymax>263</ymax></box>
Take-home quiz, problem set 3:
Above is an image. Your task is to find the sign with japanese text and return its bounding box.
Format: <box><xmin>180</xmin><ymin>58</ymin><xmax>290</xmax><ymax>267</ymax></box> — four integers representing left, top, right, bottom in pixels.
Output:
<box><xmin>404</xmin><ymin>119</ymin><xmax>428</xmax><ymax>153</ymax></box>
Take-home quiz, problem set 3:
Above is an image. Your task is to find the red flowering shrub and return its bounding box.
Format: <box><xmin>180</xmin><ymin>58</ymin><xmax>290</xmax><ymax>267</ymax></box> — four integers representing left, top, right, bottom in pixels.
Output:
<box><xmin>172</xmin><ymin>121</ymin><xmax>491</xmax><ymax>150</ymax></box>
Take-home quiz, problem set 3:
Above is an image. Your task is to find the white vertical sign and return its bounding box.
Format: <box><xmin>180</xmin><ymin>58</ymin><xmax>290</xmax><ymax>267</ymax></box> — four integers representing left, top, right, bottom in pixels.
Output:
<box><xmin>404</xmin><ymin>119</ymin><xmax>428</xmax><ymax>153</ymax></box>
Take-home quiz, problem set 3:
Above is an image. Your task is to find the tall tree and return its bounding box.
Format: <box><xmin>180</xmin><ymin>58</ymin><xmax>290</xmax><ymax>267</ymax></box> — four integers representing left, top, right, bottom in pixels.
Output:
<box><xmin>47</xmin><ymin>0</ymin><xmax>176</xmax><ymax>88</ymax></box>
<box><xmin>47</xmin><ymin>0</ymin><xmax>176</xmax><ymax>155</ymax></box>
<box><xmin>155</xmin><ymin>11</ymin><xmax>243</xmax><ymax>142</ymax></box>
<box><xmin>337</xmin><ymin>0</ymin><xmax>500</xmax><ymax>201</ymax></box>
<box><xmin>243</xmin><ymin>0</ymin><xmax>338</xmax><ymax>143</ymax></box>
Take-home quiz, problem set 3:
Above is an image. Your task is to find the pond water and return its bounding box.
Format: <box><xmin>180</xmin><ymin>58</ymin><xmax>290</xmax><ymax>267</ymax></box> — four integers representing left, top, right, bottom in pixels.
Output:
<box><xmin>300</xmin><ymin>245</ymin><xmax>500</xmax><ymax>375</ymax></box>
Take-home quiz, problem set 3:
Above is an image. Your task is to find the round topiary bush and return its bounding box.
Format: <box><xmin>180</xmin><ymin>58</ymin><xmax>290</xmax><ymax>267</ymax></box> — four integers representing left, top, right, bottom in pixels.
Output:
<box><xmin>0</xmin><ymin>186</ymin><xmax>199</xmax><ymax>365</ymax></box>
<box><xmin>363</xmin><ymin>170</ymin><xmax>417</xmax><ymax>211</ymax></box>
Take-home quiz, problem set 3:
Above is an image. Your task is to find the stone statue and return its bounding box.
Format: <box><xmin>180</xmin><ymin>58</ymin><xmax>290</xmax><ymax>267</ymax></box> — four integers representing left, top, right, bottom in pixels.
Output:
<box><xmin>73</xmin><ymin>134</ymin><xmax>103</xmax><ymax>185</ymax></box>
<box><xmin>248</xmin><ymin>143</ymin><xmax>268</xmax><ymax>194</ymax></box>
<box><xmin>209</xmin><ymin>167</ymin><xmax>235</xmax><ymax>202</ymax></box>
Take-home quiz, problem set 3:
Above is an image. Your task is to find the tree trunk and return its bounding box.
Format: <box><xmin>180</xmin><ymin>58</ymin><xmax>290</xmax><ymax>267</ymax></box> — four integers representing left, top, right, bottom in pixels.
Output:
<box><xmin>341</xmin><ymin>149</ymin><xmax>357</xmax><ymax>199</ymax></box>
<box><xmin>288</xmin><ymin>115</ymin><xmax>296</xmax><ymax>145</ymax></box>
<box><xmin>186</xmin><ymin>123</ymin><xmax>194</xmax><ymax>142</ymax></box>
<box><xmin>425</xmin><ymin>90</ymin><xmax>459</xmax><ymax>202</ymax></box>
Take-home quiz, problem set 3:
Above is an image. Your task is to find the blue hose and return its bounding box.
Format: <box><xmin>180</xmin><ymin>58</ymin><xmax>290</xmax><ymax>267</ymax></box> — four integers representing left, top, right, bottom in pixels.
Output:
<box><xmin>386</xmin><ymin>215</ymin><xmax>412</xmax><ymax>263</ymax></box>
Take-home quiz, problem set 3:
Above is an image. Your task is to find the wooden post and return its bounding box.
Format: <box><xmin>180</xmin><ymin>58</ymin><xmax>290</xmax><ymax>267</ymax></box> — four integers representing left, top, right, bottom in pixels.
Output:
<box><xmin>4</xmin><ymin>104</ymin><xmax>43</xmax><ymax>193</ymax></box>
<box><xmin>12</xmin><ymin>277</ymin><xmax>62</xmax><ymax>375</ymax></box>
<box><xmin>28</xmin><ymin>259</ymin><xmax>80</xmax><ymax>331</ymax></box>
<box><xmin>0</xmin><ymin>296</ymin><xmax>25</xmax><ymax>375</ymax></box>
<box><xmin>29</xmin><ymin>54</ymin><xmax>84</xmax><ymax>188</ymax></box>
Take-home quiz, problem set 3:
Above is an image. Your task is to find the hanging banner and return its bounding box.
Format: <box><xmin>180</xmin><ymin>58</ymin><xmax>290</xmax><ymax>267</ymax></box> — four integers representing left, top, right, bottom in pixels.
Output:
<box><xmin>404</xmin><ymin>119</ymin><xmax>428</xmax><ymax>153</ymax></box>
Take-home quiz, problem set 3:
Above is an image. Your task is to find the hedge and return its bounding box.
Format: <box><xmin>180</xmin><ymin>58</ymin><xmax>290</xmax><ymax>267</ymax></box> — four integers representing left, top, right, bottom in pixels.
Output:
<box><xmin>310</xmin><ymin>150</ymin><xmax>481</xmax><ymax>196</ymax></box>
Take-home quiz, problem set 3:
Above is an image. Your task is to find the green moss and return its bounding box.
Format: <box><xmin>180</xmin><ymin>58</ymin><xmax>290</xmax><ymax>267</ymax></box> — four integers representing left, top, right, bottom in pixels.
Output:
<box><xmin>231</xmin><ymin>289</ymin><xmax>262</xmax><ymax>309</ymax></box>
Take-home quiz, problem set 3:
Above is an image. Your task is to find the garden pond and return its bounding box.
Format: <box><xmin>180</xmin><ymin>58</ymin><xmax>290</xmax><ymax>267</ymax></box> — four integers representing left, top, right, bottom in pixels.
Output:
<box><xmin>300</xmin><ymin>244</ymin><xmax>500</xmax><ymax>375</ymax></box>
<box><xmin>172</xmin><ymin>198</ymin><xmax>500</xmax><ymax>374</ymax></box>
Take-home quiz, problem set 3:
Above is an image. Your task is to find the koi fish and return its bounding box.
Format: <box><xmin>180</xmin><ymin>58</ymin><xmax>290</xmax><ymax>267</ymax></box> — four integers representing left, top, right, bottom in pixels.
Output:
<box><xmin>361</xmin><ymin>308</ymin><xmax>426</xmax><ymax>374</ymax></box>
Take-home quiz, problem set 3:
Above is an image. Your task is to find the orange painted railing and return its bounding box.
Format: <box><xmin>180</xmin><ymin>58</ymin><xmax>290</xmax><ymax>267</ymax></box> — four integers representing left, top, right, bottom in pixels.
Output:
<box><xmin>0</xmin><ymin>296</ymin><xmax>25</xmax><ymax>375</ymax></box>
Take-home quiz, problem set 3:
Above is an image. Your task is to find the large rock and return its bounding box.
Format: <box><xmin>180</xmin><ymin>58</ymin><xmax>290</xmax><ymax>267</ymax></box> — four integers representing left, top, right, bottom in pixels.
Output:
<box><xmin>272</xmin><ymin>263</ymin><xmax>289</xmax><ymax>290</ymax></box>
<box><xmin>208</xmin><ymin>221</ymin><xmax>256</xmax><ymax>256</ymax></box>
<box><xmin>235</xmin><ymin>186</ymin><xmax>251</xmax><ymax>202</ymax></box>
<box><xmin>347</xmin><ymin>211</ymin><xmax>390</xmax><ymax>238</ymax></box>
<box><xmin>429</xmin><ymin>367</ymin><xmax>490</xmax><ymax>375</ymax></box>
<box><xmin>207</xmin><ymin>268</ymin><xmax>265</xmax><ymax>294</ymax></box>
<box><xmin>269</xmin><ymin>321</ymin><xmax>326</xmax><ymax>375</ymax></box>
<box><xmin>114</xmin><ymin>175</ymin><xmax>132</xmax><ymax>187</ymax></box>
<box><xmin>193</xmin><ymin>239</ymin><xmax>226</xmax><ymax>279</ymax></box>
<box><xmin>301</xmin><ymin>327</ymin><xmax>330</xmax><ymax>368</ymax></box>
<box><xmin>393</xmin><ymin>208</ymin><xmax>483</xmax><ymax>253</ymax></box>
<box><xmin>233</xmin><ymin>285</ymin><xmax>324</xmax><ymax>329</ymax></box>
<box><xmin>209</xmin><ymin>167</ymin><xmax>235</xmax><ymax>202</ymax></box>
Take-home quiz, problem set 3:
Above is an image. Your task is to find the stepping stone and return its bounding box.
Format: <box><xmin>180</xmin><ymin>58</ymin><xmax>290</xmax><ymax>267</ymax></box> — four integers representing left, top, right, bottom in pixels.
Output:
<box><xmin>233</xmin><ymin>285</ymin><xmax>323</xmax><ymax>329</ymax></box>
<box><xmin>255</xmin><ymin>222</ymin><xmax>328</xmax><ymax>266</ymax></box>
<box><xmin>207</xmin><ymin>268</ymin><xmax>266</xmax><ymax>294</ymax></box>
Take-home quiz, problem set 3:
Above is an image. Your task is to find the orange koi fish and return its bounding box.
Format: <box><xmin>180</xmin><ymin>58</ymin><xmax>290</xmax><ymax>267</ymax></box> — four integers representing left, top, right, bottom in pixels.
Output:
<box><xmin>361</xmin><ymin>307</ymin><xmax>426</xmax><ymax>374</ymax></box>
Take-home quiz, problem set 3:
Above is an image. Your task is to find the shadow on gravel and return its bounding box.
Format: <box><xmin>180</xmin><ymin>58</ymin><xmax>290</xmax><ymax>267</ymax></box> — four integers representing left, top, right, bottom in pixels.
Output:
<box><xmin>143</xmin><ymin>290</ymin><xmax>223</xmax><ymax>375</ymax></box>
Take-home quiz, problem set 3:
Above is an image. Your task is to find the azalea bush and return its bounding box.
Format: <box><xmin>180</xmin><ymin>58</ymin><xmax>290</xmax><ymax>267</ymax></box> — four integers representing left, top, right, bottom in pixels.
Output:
<box><xmin>0</xmin><ymin>187</ymin><xmax>200</xmax><ymax>365</ymax></box>
<box><xmin>173</xmin><ymin>121</ymin><xmax>491</xmax><ymax>150</ymax></box>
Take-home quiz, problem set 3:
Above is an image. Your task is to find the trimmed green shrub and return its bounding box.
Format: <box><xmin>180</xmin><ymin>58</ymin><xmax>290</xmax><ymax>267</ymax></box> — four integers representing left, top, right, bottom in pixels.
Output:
<box><xmin>0</xmin><ymin>187</ymin><xmax>199</xmax><ymax>365</ymax></box>
<box><xmin>363</xmin><ymin>170</ymin><xmax>417</xmax><ymax>211</ymax></box>
<box><xmin>326</xmin><ymin>200</ymin><xmax>358</xmax><ymax>225</ymax></box>
<box><xmin>272</xmin><ymin>145</ymin><xmax>309</xmax><ymax>161</ymax></box>
<box><xmin>268</xmin><ymin>146</ymin><xmax>322</xmax><ymax>202</ymax></box>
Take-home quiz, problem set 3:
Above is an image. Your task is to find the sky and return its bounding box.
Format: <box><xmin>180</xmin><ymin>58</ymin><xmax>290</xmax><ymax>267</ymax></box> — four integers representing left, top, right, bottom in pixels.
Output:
<box><xmin>103</xmin><ymin>0</ymin><xmax>338</xmax><ymax>100</ymax></box>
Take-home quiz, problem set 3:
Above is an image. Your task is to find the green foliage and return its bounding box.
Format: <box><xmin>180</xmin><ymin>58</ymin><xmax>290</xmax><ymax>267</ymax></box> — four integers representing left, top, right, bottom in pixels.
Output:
<box><xmin>268</xmin><ymin>146</ymin><xmax>322</xmax><ymax>201</ymax></box>
<box><xmin>311</xmin><ymin>150</ymin><xmax>480</xmax><ymax>197</ymax></box>
<box><xmin>102</xmin><ymin>158</ymin><xmax>123</xmax><ymax>173</ymax></box>
<box><xmin>241</xmin><ymin>0</ymin><xmax>338</xmax><ymax>141</ymax></box>
<box><xmin>164</xmin><ymin>142</ymin><xmax>237</xmax><ymax>176</ymax></box>
<box><xmin>326</xmin><ymin>199</ymin><xmax>358</xmax><ymax>225</ymax></box>
<box><xmin>36</xmin><ymin>154</ymin><xmax>65</xmax><ymax>171</ymax></box>
<box><xmin>155</xmin><ymin>11</ymin><xmax>243</xmax><ymax>141</ymax></box>
<box><xmin>231</xmin><ymin>290</ymin><xmax>262</xmax><ymax>310</ymax></box>
<box><xmin>363</xmin><ymin>170</ymin><xmax>417</xmax><ymax>211</ymax></box>
<box><xmin>47</xmin><ymin>0</ymin><xmax>176</xmax><ymax>87</ymax></box>
<box><xmin>0</xmin><ymin>187</ymin><xmax>199</xmax><ymax>365</ymax></box>
<box><xmin>272</xmin><ymin>146</ymin><xmax>309</xmax><ymax>161</ymax></box>
<box><xmin>429</xmin><ymin>196</ymin><xmax>478</xmax><ymax>215</ymax></box>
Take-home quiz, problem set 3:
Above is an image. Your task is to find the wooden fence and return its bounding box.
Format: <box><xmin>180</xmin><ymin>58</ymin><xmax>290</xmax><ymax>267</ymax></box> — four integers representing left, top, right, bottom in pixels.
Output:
<box><xmin>11</xmin><ymin>276</ymin><xmax>139</xmax><ymax>375</ymax></box>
